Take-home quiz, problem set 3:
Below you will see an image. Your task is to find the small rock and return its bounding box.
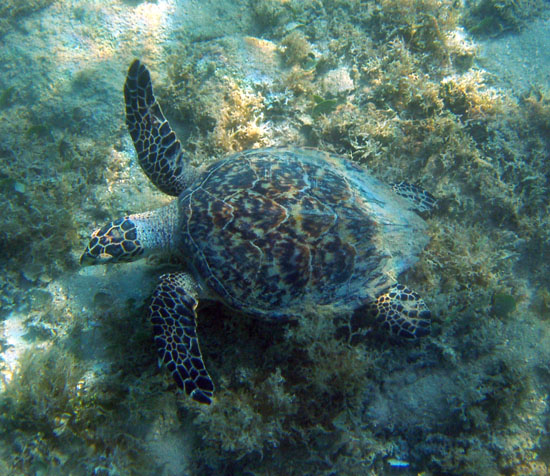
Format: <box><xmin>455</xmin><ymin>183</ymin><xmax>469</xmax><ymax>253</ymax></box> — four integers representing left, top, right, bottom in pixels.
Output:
<box><xmin>321</xmin><ymin>67</ymin><xmax>354</xmax><ymax>96</ymax></box>
<box><xmin>14</xmin><ymin>182</ymin><xmax>26</xmax><ymax>194</ymax></box>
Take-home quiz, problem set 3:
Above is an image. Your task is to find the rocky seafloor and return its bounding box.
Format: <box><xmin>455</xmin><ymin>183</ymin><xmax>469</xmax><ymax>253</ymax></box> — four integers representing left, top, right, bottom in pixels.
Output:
<box><xmin>0</xmin><ymin>0</ymin><xmax>549</xmax><ymax>475</ymax></box>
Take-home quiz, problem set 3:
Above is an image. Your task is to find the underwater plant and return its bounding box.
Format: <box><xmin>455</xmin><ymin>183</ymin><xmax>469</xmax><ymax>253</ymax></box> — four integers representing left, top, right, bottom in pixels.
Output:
<box><xmin>464</xmin><ymin>0</ymin><xmax>549</xmax><ymax>37</ymax></box>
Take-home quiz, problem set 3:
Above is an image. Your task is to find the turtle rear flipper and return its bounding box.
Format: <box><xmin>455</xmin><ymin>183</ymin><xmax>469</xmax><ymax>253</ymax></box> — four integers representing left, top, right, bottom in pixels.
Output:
<box><xmin>392</xmin><ymin>181</ymin><xmax>436</xmax><ymax>213</ymax></box>
<box><xmin>124</xmin><ymin>60</ymin><xmax>197</xmax><ymax>196</ymax></box>
<box><xmin>369</xmin><ymin>283</ymin><xmax>431</xmax><ymax>339</ymax></box>
<box><xmin>150</xmin><ymin>272</ymin><xmax>214</xmax><ymax>404</ymax></box>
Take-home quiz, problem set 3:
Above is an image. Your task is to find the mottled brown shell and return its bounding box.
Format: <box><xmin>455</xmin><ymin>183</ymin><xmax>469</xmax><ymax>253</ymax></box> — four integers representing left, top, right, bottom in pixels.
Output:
<box><xmin>179</xmin><ymin>147</ymin><xmax>429</xmax><ymax>318</ymax></box>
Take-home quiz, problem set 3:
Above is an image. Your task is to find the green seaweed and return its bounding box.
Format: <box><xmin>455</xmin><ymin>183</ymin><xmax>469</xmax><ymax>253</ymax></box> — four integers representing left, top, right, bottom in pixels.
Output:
<box><xmin>0</xmin><ymin>86</ymin><xmax>15</xmax><ymax>109</ymax></box>
<box><xmin>491</xmin><ymin>293</ymin><xmax>517</xmax><ymax>318</ymax></box>
<box><xmin>312</xmin><ymin>95</ymin><xmax>339</xmax><ymax>117</ymax></box>
<box><xmin>26</xmin><ymin>124</ymin><xmax>52</xmax><ymax>138</ymax></box>
<box><xmin>464</xmin><ymin>0</ymin><xmax>549</xmax><ymax>37</ymax></box>
<box><xmin>251</xmin><ymin>0</ymin><xmax>288</xmax><ymax>30</ymax></box>
<box><xmin>281</xmin><ymin>30</ymin><xmax>313</xmax><ymax>66</ymax></box>
<box><xmin>469</xmin><ymin>16</ymin><xmax>501</xmax><ymax>36</ymax></box>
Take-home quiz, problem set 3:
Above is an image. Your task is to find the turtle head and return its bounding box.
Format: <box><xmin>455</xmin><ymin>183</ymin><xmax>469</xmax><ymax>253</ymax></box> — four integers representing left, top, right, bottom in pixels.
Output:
<box><xmin>81</xmin><ymin>203</ymin><xmax>180</xmax><ymax>267</ymax></box>
<box><xmin>80</xmin><ymin>216</ymin><xmax>145</xmax><ymax>266</ymax></box>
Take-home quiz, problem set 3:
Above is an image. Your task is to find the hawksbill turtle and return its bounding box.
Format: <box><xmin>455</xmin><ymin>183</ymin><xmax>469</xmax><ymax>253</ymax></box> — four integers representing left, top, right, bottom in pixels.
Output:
<box><xmin>81</xmin><ymin>60</ymin><xmax>435</xmax><ymax>404</ymax></box>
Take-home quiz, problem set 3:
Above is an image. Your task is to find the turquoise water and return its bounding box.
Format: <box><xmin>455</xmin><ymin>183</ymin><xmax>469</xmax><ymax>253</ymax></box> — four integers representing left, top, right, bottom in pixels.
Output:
<box><xmin>0</xmin><ymin>1</ymin><xmax>549</xmax><ymax>474</ymax></box>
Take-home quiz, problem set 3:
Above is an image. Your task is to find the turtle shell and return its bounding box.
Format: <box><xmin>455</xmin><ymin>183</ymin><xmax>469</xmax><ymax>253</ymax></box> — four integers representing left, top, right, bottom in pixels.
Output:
<box><xmin>178</xmin><ymin>147</ymin><xmax>429</xmax><ymax>318</ymax></box>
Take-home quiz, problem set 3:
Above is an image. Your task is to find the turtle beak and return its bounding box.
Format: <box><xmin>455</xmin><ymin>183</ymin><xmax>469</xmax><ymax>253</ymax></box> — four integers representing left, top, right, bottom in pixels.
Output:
<box><xmin>80</xmin><ymin>238</ymin><xmax>105</xmax><ymax>266</ymax></box>
<box><xmin>80</xmin><ymin>236</ymin><xmax>123</xmax><ymax>266</ymax></box>
<box><xmin>80</xmin><ymin>250</ymin><xmax>97</xmax><ymax>266</ymax></box>
<box><xmin>80</xmin><ymin>245</ymin><xmax>123</xmax><ymax>266</ymax></box>
<box><xmin>80</xmin><ymin>229</ymin><xmax>102</xmax><ymax>266</ymax></box>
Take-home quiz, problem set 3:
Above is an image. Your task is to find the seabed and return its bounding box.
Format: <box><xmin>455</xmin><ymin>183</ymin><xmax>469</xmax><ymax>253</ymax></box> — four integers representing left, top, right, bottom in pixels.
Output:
<box><xmin>0</xmin><ymin>0</ymin><xmax>549</xmax><ymax>474</ymax></box>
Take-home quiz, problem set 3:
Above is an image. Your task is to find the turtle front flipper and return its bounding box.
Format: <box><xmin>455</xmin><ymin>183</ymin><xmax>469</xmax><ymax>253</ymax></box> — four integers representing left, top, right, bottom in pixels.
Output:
<box><xmin>368</xmin><ymin>283</ymin><xmax>431</xmax><ymax>339</ymax></box>
<box><xmin>150</xmin><ymin>272</ymin><xmax>214</xmax><ymax>404</ymax></box>
<box><xmin>124</xmin><ymin>60</ymin><xmax>197</xmax><ymax>196</ymax></box>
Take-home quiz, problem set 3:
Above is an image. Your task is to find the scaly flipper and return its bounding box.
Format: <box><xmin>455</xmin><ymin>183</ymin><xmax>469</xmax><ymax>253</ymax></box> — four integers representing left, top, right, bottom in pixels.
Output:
<box><xmin>124</xmin><ymin>60</ymin><xmax>196</xmax><ymax>196</ymax></box>
<box><xmin>369</xmin><ymin>283</ymin><xmax>431</xmax><ymax>339</ymax></box>
<box><xmin>392</xmin><ymin>181</ymin><xmax>436</xmax><ymax>213</ymax></box>
<box><xmin>150</xmin><ymin>272</ymin><xmax>214</xmax><ymax>404</ymax></box>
